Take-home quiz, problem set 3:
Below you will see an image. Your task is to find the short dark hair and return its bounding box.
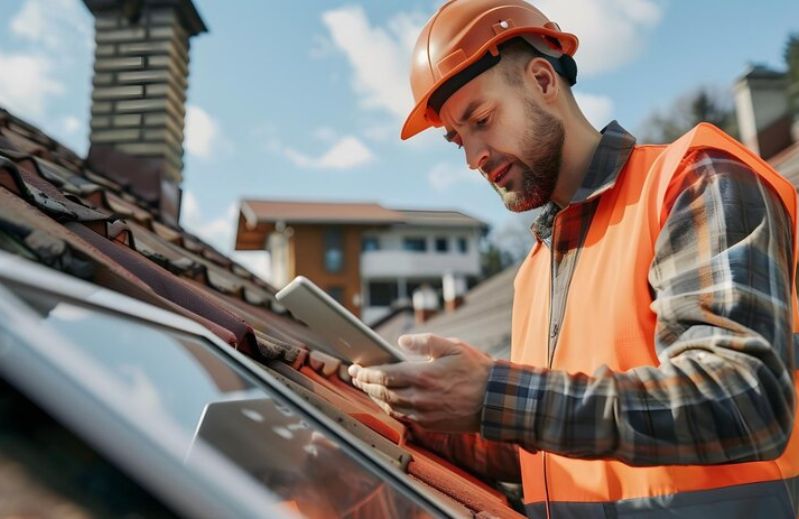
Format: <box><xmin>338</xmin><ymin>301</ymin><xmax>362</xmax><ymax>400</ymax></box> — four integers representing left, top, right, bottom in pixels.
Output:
<box><xmin>497</xmin><ymin>38</ymin><xmax>577</xmax><ymax>91</ymax></box>
<box><xmin>498</xmin><ymin>39</ymin><xmax>538</xmax><ymax>86</ymax></box>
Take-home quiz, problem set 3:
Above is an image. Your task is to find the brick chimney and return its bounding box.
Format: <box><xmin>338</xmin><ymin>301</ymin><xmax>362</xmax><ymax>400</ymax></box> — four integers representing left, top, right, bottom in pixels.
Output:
<box><xmin>83</xmin><ymin>0</ymin><xmax>207</xmax><ymax>226</ymax></box>
<box><xmin>733</xmin><ymin>65</ymin><xmax>791</xmax><ymax>160</ymax></box>
<box><xmin>412</xmin><ymin>284</ymin><xmax>439</xmax><ymax>324</ymax></box>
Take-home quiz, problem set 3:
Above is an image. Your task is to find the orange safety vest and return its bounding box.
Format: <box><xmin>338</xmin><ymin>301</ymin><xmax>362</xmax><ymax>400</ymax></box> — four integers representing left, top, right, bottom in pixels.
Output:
<box><xmin>511</xmin><ymin>123</ymin><xmax>799</xmax><ymax>518</ymax></box>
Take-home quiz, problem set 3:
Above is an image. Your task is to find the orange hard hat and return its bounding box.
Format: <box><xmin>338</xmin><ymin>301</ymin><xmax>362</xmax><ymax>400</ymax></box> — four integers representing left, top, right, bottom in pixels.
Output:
<box><xmin>401</xmin><ymin>0</ymin><xmax>579</xmax><ymax>140</ymax></box>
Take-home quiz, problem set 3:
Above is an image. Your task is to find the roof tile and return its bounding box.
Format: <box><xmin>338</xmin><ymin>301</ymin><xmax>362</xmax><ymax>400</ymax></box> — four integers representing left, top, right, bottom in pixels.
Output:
<box><xmin>0</xmin><ymin>104</ymin><xmax>522</xmax><ymax>516</ymax></box>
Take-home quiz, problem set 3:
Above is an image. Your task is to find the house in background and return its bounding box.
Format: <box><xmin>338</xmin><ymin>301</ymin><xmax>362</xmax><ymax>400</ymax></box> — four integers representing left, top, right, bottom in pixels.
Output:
<box><xmin>374</xmin><ymin>263</ymin><xmax>517</xmax><ymax>360</ymax></box>
<box><xmin>234</xmin><ymin>199</ymin><xmax>488</xmax><ymax>322</ymax></box>
<box><xmin>734</xmin><ymin>36</ymin><xmax>799</xmax><ymax>183</ymax></box>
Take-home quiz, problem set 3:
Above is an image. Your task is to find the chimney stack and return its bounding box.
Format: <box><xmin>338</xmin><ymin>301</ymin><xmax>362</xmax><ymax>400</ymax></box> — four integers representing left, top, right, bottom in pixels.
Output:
<box><xmin>733</xmin><ymin>65</ymin><xmax>791</xmax><ymax>159</ymax></box>
<box><xmin>443</xmin><ymin>272</ymin><xmax>466</xmax><ymax>313</ymax></box>
<box><xmin>412</xmin><ymin>284</ymin><xmax>439</xmax><ymax>324</ymax></box>
<box><xmin>83</xmin><ymin>0</ymin><xmax>207</xmax><ymax>226</ymax></box>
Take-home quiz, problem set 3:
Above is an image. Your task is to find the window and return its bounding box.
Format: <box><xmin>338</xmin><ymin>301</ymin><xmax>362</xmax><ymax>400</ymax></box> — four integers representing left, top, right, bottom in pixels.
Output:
<box><xmin>457</xmin><ymin>237</ymin><xmax>468</xmax><ymax>254</ymax></box>
<box><xmin>361</xmin><ymin>236</ymin><xmax>380</xmax><ymax>252</ymax></box>
<box><xmin>434</xmin><ymin>237</ymin><xmax>449</xmax><ymax>253</ymax></box>
<box><xmin>402</xmin><ymin>237</ymin><xmax>427</xmax><ymax>252</ymax></box>
<box><xmin>368</xmin><ymin>282</ymin><xmax>399</xmax><ymax>307</ymax></box>
<box><xmin>6</xmin><ymin>288</ymin><xmax>436</xmax><ymax>519</ymax></box>
<box><xmin>323</xmin><ymin>228</ymin><xmax>344</xmax><ymax>272</ymax></box>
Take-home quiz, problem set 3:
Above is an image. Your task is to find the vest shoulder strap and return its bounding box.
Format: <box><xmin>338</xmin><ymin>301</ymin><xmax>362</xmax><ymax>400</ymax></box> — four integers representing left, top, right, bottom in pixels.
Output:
<box><xmin>654</xmin><ymin>122</ymin><xmax>798</xmax><ymax>223</ymax></box>
<box><xmin>652</xmin><ymin>122</ymin><xmax>799</xmax><ymax>330</ymax></box>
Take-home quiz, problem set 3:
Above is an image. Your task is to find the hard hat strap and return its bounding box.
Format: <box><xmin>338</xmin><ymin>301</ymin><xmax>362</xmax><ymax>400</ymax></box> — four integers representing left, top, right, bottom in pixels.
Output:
<box><xmin>427</xmin><ymin>37</ymin><xmax>578</xmax><ymax>115</ymax></box>
<box><xmin>429</xmin><ymin>51</ymin><xmax>502</xmax><ymax>114</ymax></box>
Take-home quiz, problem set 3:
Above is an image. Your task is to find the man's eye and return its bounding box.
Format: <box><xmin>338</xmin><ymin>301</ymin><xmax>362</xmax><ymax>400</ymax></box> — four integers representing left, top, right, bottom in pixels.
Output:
<box><xmin>475</xmin><ymin>116</ymin><xmax>489</xmax><ymax>128</ymax></box>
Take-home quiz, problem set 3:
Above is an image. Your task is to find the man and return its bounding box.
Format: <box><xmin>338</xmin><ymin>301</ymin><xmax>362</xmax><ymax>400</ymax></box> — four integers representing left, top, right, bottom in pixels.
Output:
<box><xmin>349</xmin><ymin>0</ymin><xmax>799</xmax><ymax>517</ymax></box>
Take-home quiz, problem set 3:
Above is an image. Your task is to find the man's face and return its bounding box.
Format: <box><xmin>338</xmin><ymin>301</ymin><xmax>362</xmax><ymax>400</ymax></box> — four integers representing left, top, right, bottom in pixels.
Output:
<box><xmin>439</xmin><ymin>63</ymin><xmax>564</xmax><ymax>212</ymax></box>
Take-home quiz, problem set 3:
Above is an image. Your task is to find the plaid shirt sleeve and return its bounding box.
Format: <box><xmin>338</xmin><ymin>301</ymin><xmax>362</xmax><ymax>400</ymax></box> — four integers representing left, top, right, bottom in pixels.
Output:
<box><xmin>480</xmin><ymin>149</ymin><xmax>797</xmax><ymax>466</ymax></box>
<box><xmin>409</xmin><ymin>428</ymin><xmax>521</xmax><ymax>482</ymax></box>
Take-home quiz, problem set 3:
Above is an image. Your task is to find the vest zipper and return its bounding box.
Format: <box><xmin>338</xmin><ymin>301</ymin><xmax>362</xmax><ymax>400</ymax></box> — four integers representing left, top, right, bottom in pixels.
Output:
<box><xmin>543</xmin><ymin>212</ymin><xmax>563</xmax><ymax>519</ymax></box>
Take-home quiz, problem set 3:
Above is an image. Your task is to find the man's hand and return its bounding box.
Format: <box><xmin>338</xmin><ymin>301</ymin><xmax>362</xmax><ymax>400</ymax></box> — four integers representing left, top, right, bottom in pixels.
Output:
<box><xmin>347</xmin><ymin>333</ymin><xmax>494</xmax><ymax>433</ymax></box>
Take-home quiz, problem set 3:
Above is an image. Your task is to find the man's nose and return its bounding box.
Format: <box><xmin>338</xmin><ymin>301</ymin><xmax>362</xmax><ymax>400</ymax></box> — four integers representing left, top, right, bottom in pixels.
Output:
<box><xmin>464</xmin><ymin>141</ymin><xmax>490</xmax><ymax>172</ymax></box>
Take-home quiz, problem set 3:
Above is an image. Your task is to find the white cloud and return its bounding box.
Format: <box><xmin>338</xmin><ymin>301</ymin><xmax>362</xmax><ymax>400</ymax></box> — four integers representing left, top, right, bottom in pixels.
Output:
<box><xmin>181</xmin><ymin>192</ymin><xmax>271</xmax><ymax>281</ymax></box>
<box><xmin>427</xmin><ymin>161</ymin><xmax>481</xmax><ymax>191</ymax></box>
<box><xmin>361</xmin><ymin>122</ymin><xmax>396</xmax><ymax>142</ymax></box>
<box><xmin>185</xmin><ymin>105</ymin><xmax>230</xmax><ymax>159</ymax></box>
<box><xmin>181</xmin><ymin>192</ymin><xmax>238</xmax><ymax>252</ymax></box>
<box><xmin>0</xmin><ymin>51</ymin><xmax>63</xmax><ymax>116</ymax></box>
<box><xmin>180</xmin><ymin>191</ymin><xmax>202</xmax><ymax>229</ymax></box>
<box><xmin>62</xmin><ymin>115</ymin><xmax>81</xmax><ymax>134</ymax></box>
<box><xmin>231</xmin><ymin>251</ymin><xmax>271</xmax><ymax>282</ymax></box>
<box><xmin>283</xmin><ymin>136</ymin><xmax>375</xmax><ymax>170</ymax></box>
<box><xmin>0</xmin><ymin>0</ymin><xmax>91</xmax><ymax>148</ymax></box>
<box><xmin>574</xmin><ymin>92</ymin><xmax>615</xmax><ymax>128</ymax></box>
<box><xmin>10</xmin><ymin>0</ymin><xmax>92</xmax><ymax>52</ymax></box>
<box><xmin>259</xmin><ymin>124</ymin><xmax>373</xmax><ymax>170</ymax></box>
<box><xmin>534</xmin><ymin>0</ymin><xmax>663</xmax><ymax>76</ymax></box>
<box><xmin>321</xmin><ymin>6</ymin><xmax>424</xmax><ymax>119</ymax></box>
<box><xmin>321</xmin><ymin>1</ymin><xmax>662</xmax><ymax>131</ymax></box>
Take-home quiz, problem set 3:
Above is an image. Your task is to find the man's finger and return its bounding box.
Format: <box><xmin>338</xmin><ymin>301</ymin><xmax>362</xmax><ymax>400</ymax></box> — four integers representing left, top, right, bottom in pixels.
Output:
<box><xmin>398</xmin><ymin>333</ymin><xmax>460</xmax><ymax>359</ymax></box>
<box><xmin>354</xmin><ymin>383</ymin><xmax>436</xmax><ymax>411</ymax></box>
<box><xmin>354</xmin><ymin>381</ymin><xmax>412</xmax><ymax>405</ymax></box>
<box><xmin>351</xmin><ymin>363</ymin><xmax>415</xmax><ymax>388</ymax></box>
<box><xmin>375</xmin><ymin>400</ymin><xmax>421</xmax><ymax>422</ymax></box>
<box><xmin>367</xmin><ymin>395</ymin><xmax>416</xmax><ymax>421</ymax></box>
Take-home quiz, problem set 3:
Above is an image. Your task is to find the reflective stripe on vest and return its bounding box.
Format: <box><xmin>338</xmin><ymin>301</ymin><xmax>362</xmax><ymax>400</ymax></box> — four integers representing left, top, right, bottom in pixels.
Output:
<box><xmin>511</xmin><ymin>123</ymin><xmax>799</xmax><ymax>517</ymax></box>
<box><xmin>525</xmin><ymin>475</ymin><xmax>798</xmax><ymax>518</ymax></box>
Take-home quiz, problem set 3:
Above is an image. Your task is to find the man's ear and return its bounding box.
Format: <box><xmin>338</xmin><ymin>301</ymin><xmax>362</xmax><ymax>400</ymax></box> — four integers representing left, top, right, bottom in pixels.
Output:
<box><xmin>526</xmin><ymin>57</ymin><xmax>559</xmax><ymax>102</ymax></box>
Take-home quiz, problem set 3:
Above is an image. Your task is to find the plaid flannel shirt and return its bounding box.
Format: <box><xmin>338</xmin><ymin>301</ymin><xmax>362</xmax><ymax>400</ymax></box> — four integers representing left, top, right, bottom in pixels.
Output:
<box><xmin>478</xmin><ymin>121</ymin><xmax>796</xmax><ymax>466</ymax></box>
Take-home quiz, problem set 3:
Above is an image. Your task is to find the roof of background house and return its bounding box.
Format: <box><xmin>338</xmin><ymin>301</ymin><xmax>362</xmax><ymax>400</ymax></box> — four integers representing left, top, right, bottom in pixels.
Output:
<box><xmin>755</xmin><ymin>113</ymin><xmax>795</xmax><ymax>161</ymax></box>
<box><xmin>396</xmin><ymin>209</ymin><xmax>488</xmax><ymax>229</ymax></box>
<box><xmin>0</xmin><ymin>105</ymin><xmax>522</xmax><ymax>517</ymax></box>
<box><xmin>374</xmin><ymin>264</ymin><xmax>518</xmax><ymax>360</ymax></box>
<box><xmin>771</xmin><ymin>139</ymin><xmax>799</xmax><ymax>184</ymax></box>
<box><xmin>737</xmin><ymin>64</ymin><xmax>788</xmax><ymax>82</ymax></box>
<box><xmin>241</xmin><ymin>199</ymin><xmax>406</xmax><ymax>225</ymax></box>
<box><xmin>236</xmin><ymin>199</ymin><xmax>489</xmax><ymax>251</ymax></box>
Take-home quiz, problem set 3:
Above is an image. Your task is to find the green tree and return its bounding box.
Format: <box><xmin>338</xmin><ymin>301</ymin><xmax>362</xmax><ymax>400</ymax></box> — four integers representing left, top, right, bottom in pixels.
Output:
<box><xmin>480</xmin><ymin>242</ymin><xmax>514</xmax><ymax>279</ymax></box>
<box><xmin>639</xmin><ymin>86</ymin><xmax>739</xmax><ymax>144</ymax></box>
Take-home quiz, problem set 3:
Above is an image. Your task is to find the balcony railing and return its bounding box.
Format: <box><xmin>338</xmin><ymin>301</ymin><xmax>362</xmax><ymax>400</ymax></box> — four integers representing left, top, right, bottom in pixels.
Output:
<box><xmin>360</xmin><ymin>249</ymin><xmax>480</xmax><ymax>278</ymax></box>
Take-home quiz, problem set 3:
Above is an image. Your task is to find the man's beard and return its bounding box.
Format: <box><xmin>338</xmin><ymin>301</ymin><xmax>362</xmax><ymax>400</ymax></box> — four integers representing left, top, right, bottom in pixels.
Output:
<box><xmin>493</xmin><ymin>98</ymin><xmax>564</xmax><ymax>212</ymax></box>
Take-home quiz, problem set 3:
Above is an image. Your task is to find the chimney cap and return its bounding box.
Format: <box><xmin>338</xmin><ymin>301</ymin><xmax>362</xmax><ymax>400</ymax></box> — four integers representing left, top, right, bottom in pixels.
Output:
<box><xmin>736</xmin><ymin>63</ymin><xmax>787</xmax><ymax>84</ymax></box>
<box><xmin>83</xmin><ymin>0</ymin><xmax>208</xmax><ymax>37</ymax></box>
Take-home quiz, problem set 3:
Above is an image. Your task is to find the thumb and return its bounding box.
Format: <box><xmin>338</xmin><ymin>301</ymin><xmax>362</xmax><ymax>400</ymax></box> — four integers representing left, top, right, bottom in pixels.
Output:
<box><xmin>398</xmin><ymin>333</ymin><xmax>459</xmax><ymax>359</ymax></box>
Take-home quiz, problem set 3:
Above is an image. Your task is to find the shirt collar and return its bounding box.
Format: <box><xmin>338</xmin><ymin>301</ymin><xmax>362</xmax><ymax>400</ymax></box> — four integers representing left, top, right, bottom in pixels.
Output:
<box><xmin>531</xmin><ymin>120</ymin><xmax>636</xmax><ymax>243</ymax></box>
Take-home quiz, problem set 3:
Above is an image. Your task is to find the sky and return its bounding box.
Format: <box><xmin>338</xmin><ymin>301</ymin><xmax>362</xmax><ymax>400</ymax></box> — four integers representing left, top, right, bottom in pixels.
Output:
<box><xmin>0</xmin><ymin>0</ymin><xmax>797</xmax><ymax>280</ymax></box>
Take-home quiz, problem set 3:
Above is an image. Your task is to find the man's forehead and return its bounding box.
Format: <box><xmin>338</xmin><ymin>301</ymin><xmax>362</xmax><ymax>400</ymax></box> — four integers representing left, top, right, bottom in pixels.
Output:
<box><xmin>437</xmin><ymin>62</ymin><xmax>501</xmax><ymax>124</ymax></box>
<box><xmin>439</xmin><ymin>93</ymin><xmax>486</xmax><ymax>128</ymax></box>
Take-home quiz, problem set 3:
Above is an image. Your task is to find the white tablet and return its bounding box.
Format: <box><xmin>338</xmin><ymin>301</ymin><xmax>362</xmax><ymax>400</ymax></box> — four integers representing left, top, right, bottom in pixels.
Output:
<box><xmin>275</xmin><ymin>276</ymin><xmax>408</xmax><ymax>366</ymax></box>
